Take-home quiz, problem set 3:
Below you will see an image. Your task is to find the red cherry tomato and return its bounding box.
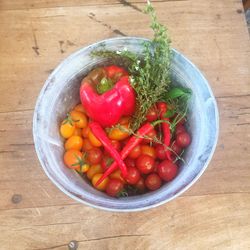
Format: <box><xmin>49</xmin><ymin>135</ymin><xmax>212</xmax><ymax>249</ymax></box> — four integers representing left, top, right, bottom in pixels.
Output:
<box><xmin>125</xmin><ymin>166</ymin><xmax>140</xmax><ymax>185</ymax></box>
<box><xmin>143</xmin><ymin>129</ymin><xmax>157</xmax><ymax>144</ymax></box>
<box><xmin>140</xmin><ymin>145</ymin><xmax>156</xmax><ymax>158</ymax></box>
<box><xmin>175</xmin><ymin>125</ymin><xmax>186</xmax><ymax>135</ymax></box>
<box><xmin>135</xmin><ymin>177</ymin><xmax>146</xmax><ymax>193</ymax></box>
<box><xmin>101</xmin><ymin>155</ymin><xmax>114</xmax><ymax>171</ymax></box>
<box><xmin>128</xmin><ymin>145</ymin><xmax>141</xmax><ymax>159</ymax></box>
<box><xmin>136</xmin><ymin>155</ymin><xmax>155</xmax><ymax>174</ymax></box>
<box><xmin>157</xmin><ymin>160</ymin><xmax>178</xmax><ymax>181</ymax></box>
<box><xmin>124</xmin><ymin>157</ymin><xmax>136</xmax><ymax>168</ymax></box>
<box><xmin>110</xmin><ymin>140</ymin><xmax>121</xmax><ymax>152</ymax></box>
<box><xmin>146</xmin><ymin>106</ymin><xmax>158</xmax><ymax>122</ymax></box>
<box><xmin>171</xmin><ymin>141</ymin><xmax>182</xmax><ymax>155</ymax></box>
<box><xmin>176</xmin><ymin>132</ymin><xmax>191</xmax><ymax>148</ymax></box>
<box><xmin>86</xmin><ymin>148</ymin><xmax>103</xmax><ymax>164</ymax></box>
<box><xmin>155</xmin><ymin>144</ymin><xmax>167</xmax><ymax>160</ymax></box>
<box><xmin>145</xmin><ymin>173</ymin><xmax>162</xmax><ymax>191</ymax></box>
<box><xmin>106</xmin><ymin>179</ymin><xmax>124</xmax><ymax>197</ymax></box>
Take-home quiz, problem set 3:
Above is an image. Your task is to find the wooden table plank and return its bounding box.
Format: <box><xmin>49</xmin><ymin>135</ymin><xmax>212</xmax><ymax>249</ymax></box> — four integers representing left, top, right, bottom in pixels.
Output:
<box><xmin>0</xmin><ymin>0</ymin><xmax>249</xmax><ymax>249</ymax></box>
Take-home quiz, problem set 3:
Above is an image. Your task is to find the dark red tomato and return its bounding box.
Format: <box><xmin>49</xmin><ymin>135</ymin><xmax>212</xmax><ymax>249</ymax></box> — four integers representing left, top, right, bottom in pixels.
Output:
<box><xmin>171</xmin><ymin>141</ymin><xmax>182</xmax><ymax>155</ymax></box>
<box><xmin>176</xmin><ymin>132</ymin><xmax>191</xmax><ymax>148</ymax></box>
<box><xmin>110</xmin><ymin>140</ymin><xmax>121</xmax><ymax>152</ymax></box>
<box><xmin>157</xmin><ymin>160</ymin><xmax>178</xmax><ymax>181</ymax></box>
<box><xmin>128</xmin><ymin>145</ymin><xmax>141</xmax><ymax>159</ymax></box>
<box><xmin>155</xmin><ymin>144</ymin><xmax>167</xmax><ymax>160</ymax></box>
<box><xmin>135</xmin><ymin>177</ymin><xmax>146</xmax><ymax>193</ymax></box>
<box><xmin>101</xmin><ymin>155</ymin><xmax>114</xmax><ymax>171</ymax></box>
<box><xmin>86</xmin><ymin>148</ymin><xmax>102</xmax><ymax>164</ymax></box>
<box><xmin>125</xmin><ymin>166</ymin><xmax>140</xmax><ymax>185</ymax></box>
<box><xmin>153</xmin><ymin>161</ymin><xmax>160</xmax><ymax>173</ymax></box>
<box><xmin>175</xmin><ymin>125</ymin><xmax>186</xmax><ymax>135</ymax></box>
<box><xmin>136</xmin><ymin>155</ymin><xmax>155</xmax><ymax>174</ymax></box>
<box><xmin>143</xmin><ymin>129</ymin><xmax>157</xmax><ymax>144</ymax></box>
<box><xmin>124</xmin><ymin>157</ymin><xmax>136</xmax><ymax>168</ymax></box>
<box><xmin>146</xmin><ymin>106</ymin><xmax>158</xmax><ymax>122</ymax></box>
<box><xmin>106</xmin><ymin>179</ymin><xmax>124</xmax><ymax>197</ymax></box>
<box><xmin>176</xmin><ymin>117</ymin><xmax>186</xmax><ymax>126</ymax></box>
<box><xmin>145</xmin><ymin>173</ymin><xmax>162</xmax><ymax>191</ymax></box>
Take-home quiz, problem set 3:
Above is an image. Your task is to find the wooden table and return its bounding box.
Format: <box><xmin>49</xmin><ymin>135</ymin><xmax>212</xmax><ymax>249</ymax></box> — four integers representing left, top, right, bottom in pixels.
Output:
<box><xmin>0</xmin><ymin>0</ymin><xmax>250</xmax><ymax>249</ymax></box>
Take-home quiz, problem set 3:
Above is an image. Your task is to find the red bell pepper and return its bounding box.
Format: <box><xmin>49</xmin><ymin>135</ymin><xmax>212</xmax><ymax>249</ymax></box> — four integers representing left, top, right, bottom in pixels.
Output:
<box><xmin>80</xmin><ymin>66</ymin><xmax>136</xmax><ymax>127</ymax></box>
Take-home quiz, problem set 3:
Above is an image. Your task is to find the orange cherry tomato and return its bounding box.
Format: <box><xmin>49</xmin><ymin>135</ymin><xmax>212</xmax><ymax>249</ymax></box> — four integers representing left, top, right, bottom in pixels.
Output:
<box><xmin>82</xmin><ymin>126</ymin><xmax>90</xmax><ymax>138</ymax></box>
<box><xmin>108</xmin><ymin>123</ymin><xmax>130</xmax><ymax>141</ymax></box>
<box><xmin>92</xmin><ymin>173</ymin><xmax>109</xmax><ymax>191</ymax></box>
<box><xmin>60</xmin><ymin>119</ymin><xmax>75</xmax><ymax>139</ymax></box>
<box><xmin>82</xmin><ymin>138</ymin><xmax>94</xmax><ymax>151</ymax></box>
<box><xmin>74</xmin><ymin>103</ymin><xmax>86</xmax><ymax>113</ymax></box>
<box><xmin>141</xmin><ymin>145</ymin><xmax>156</xmax><ymax>158</ymax></box>
<box><xmin>88</xmin><ymin>130</ymin><xmax>102</xmax><ymax>147</ymax></box>
<box><xmin>63</xmin><ymin>149</ymin><xmax>83</xmax><ymax>169</ymax></box>
<box><xmin>110</xmin><ymin>169</ymin><xmax>126</xmax><ymax>183</ymax></box>
<box><xmin>87</xmin><ymin>164</ymin><xmax>103</xmax><ymax>179</ymax></box>
<box><xmin>70</xmin><ymin>110</ymin><xmax>88</xmax><ymax>128</ymax></box>
<box><xmin>128</xmin><ymin>145</ymin><xmax>141</xmax><ymax>159</ymax></box>
<box><xmin>72</xmin><ymin>127</ymin><xmax>82</xmax><ymax>136</ymax></box>
<box><xmin>64</xmin><ymin>136</ymin><xmax>83</xmax><ymax>151</ymax></box>
<box><xmin>76</xmin><ymin>163</ymin><xmax>90</xmax><ymax>173</ymax></box>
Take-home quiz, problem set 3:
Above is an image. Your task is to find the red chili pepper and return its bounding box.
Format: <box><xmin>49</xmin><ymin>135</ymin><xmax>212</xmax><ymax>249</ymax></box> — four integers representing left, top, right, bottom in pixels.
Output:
<box><xmin>80</xmin><ymin>66</ymin><xmax>136</xmax><ymax>127</ymax></box>
<box><xmin>95</xmin><ymin>122</ymin><xmax>154</xmax><ymax>186</ymax></box>
<box><xmin>157</xmin><ymin>102</ymin><xmax>172</xmax><ymax>160</ymax></box>
<box><xmin>89</xmin><ymin>121</ymin><xmax>128</xmax><ymax>177</ymax></box>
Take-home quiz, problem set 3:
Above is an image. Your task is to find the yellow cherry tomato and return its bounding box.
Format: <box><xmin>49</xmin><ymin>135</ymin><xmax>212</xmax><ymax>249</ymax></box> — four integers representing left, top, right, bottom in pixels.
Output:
<box><xmin>63</xmin><ymin>149</ymin><xmax>83</xmax><ymax>169</ymax></box>
<box><xmin>60</xmin><ymin>119</ymin><xmax>75</xmax><ymax>139</ymax></box>
<box><xmin>87</xmin><ymin>164</ymin><xmax>103</xmax><ymax>179</ymax></box>
<box><xmin>64</xmin><ymin>136</ymin><xmax>83</xmax><ymax>151</ymax></box>
<box><xmin>72</xmin><ymin>127</ymin><xmax>82</xmax><ymax>136</ymax></box>
<box><xmin>70</xmin><ymin>110</ymin><xmax>88</xmax><ymax>128</ymax></box>
<box><xmin>76</xmin><ymin>163</ymin><xmax>90</xmax><ymax>173</ymax></box>
<box><xmin>92</xmin><ymin>173</ymin><xmax>109</xmax><ymax>191</ymax></box>
<box><xmin>108</xmin><ymin>123</ymin><xmax>130</xmax><ymax>141</ymax></box>
<box><xmin>88</xmin><ymin>130</ymin><xmax>102</xmax><ymax>147</ymax></box>
<box><xmin>110</xmin><ymin>169</ymin><xmax>125</xmax><ymax>183</ymax></box>
<box><xmin>74</xmin><ymin>103</ymin><xmax>86</xmax><ymax>113</ymax></box>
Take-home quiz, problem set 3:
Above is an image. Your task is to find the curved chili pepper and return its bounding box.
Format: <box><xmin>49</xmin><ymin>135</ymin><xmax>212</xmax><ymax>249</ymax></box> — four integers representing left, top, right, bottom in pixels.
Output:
<box><xmin>89</xmin><ymin>121</ymin><xmax>128</xmax><ymax>177</ymax></box>
<box><xmin>157</xmin><ymin>102</ymin><xmax>172</xmax><ymax>160</ymax></box>
<box><xmin>95</xmin><ymin>122</ymin><xmax>154</xmax><ymax>186</ymax></box>
<box><xmin>80</xmin><ymin>66</ymin><xmax>136</xmax><ymax>127</ymax></box>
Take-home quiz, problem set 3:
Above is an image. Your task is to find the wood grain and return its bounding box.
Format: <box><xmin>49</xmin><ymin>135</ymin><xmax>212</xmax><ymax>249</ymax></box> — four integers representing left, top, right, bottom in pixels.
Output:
<box><xmin>0</xmin><ymin>0</ymin><xmax>249</xmax><ymax>249</ymax></box>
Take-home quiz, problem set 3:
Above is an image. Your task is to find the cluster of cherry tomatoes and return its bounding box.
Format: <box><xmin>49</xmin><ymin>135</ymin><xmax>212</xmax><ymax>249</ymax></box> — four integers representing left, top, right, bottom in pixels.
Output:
<box><xmin>60</xmin><ymin>103</ymin><xmax>191</xmax><ymax>197</ymax></box>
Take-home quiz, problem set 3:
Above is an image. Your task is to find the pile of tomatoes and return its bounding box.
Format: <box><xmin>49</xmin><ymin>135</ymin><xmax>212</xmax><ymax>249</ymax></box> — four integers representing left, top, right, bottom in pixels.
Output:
<box><xmin>60</xmin><ymin>103</ymin><xmax>191</xmax><ymax>197</ymax></box>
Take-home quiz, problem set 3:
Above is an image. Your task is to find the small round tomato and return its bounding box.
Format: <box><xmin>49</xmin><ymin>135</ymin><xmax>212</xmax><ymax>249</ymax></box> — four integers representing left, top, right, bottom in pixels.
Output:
<box><xmin>128</xmin><ymin>145</ymin><xmax>141</xmax><ymax>159</ymax></box>
<box><xmin>64</xmin><ymin>136</ymin><xmax>83</xmax><ymax>151</ymax></box>
<box><xmin>136</xmin><ymin>155</ymin><xmax>155</xmax><ymax>174</ymax></box>
<box><xmin>76</xmin><ymin>163</ymin><xmax>90</xmax><ymax>173</ymax></box>
<box><xmin>72</xmin><ymin>127</ymin><xmax>82</xmax><ymax>136</ymax></box>
<box><xmin>155</xmin><ymin>144</ymin><xmax>167</xmax><ymax>160</ymax></box>
<box><xmin>125</xmin><ymin>166</ymin><xmax>140</xmax><ymax>185</ymax></box>
<box><xmin>82</xmin><ymin>138</ymin><xmax>94</xmax><ymax>151</ymax></box>
<box><xmin>176</xmin><ymin>117</ymin><xmax>186</xmax><ymax>126</ymax></box>
<box><xmin>157</xmin><ymin>160</ymin><xmax>178</xmax><ymax>181</ymax></box>
<box><xmin>63</xmin><ymin>149</ymin><xmax>83</xmax><ymax>169</ymax></box>
<box><xmin>143</xmin><ymin>129</ymin><xmax>157</xmax><ymax>144</ymax></box>
<box><xmin>88</xmin><ymin>130</ymin><xmax>102</xmax><ymax>147</ymax></box>
<box><xmin>110</xmin><ymin>140</ymin><xmax>121</xmax><ymax>152</ymax></box>
<box><xmin>70</xmin><ymin>110</ymin><xmax>88</xmax><ymax>128</ymax></box>
<box><xmin>60</xmin><ymin>119</ymin><xmax>75</xmax><ymax>139</ymax></box>
<box><xmin>175</xmin><ymin>125</ymin><xmax>186</xmax><ymax>135</ymax></box>
<box><xmin>171</xmin><ymin>141</ymin><xmax>182</xmax><ymax>155</ymax></box>
<box><xmin>106</xmin><ymin>179</ymin><xmax>124</xmax><ymax>197</ymax></box>
<box><xmin>101</xmin><ymin>155</ymin><xmax>114</xmax><ymax>171</ymax></box>
<box><xmin>110</xmin><ymin>169</ymin><xmax>125</xmax><ymax>183</ymax></box>
<box><xmin>141</xmin><ymin>145</ymin><xmax>156</xmax><ymax>158</ymax></box>
<box><xmin>108</xmin><ymin>124</ymin><xmax>130</xmax><ymax>141</ymax></box>
<box><xmin>74</xmin><ymin>103</ymin><xmax>86</xmax><ymax>113</ymax></box>
<box><xmin>92</xmin><ymin>173</ymin><xmax>109</xmax><ymax>191</ymax></box>
<box><xmin>146</xmin><ymin>106</ymin><xmax>158</xmax><ymax>122</ymax></box>
<box><xmin>124</xmin><ymin>157</ymin><xmax>136</xmax><ymax>168</ymax></box>
<box><xmin>87</xmin><ymin>164</ymin><xmax>103</xmax><ymax>179</ymax></box>
<box><xmin>86</xmin><ymin>148</ymin><xmax>103</xmax><ymax>164</ymax></box>
<box><xmin>145</xmin><ymin>173</ymin><xmax>162</xmax><ymax>191</ymax></box>
<box><xmin>82</xmin><ymin>126</ymin><xmax>90</xmax><ymax>138</ymax></box>
<box><xmin>176</xmin><ymin>132</ymin><xmax>191</xmax><ymax>148</ymax></box>
<box><xmin>135</xmin><ymin>177</ymin><xmax>146</xmax><ymax>193</ymax></box>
